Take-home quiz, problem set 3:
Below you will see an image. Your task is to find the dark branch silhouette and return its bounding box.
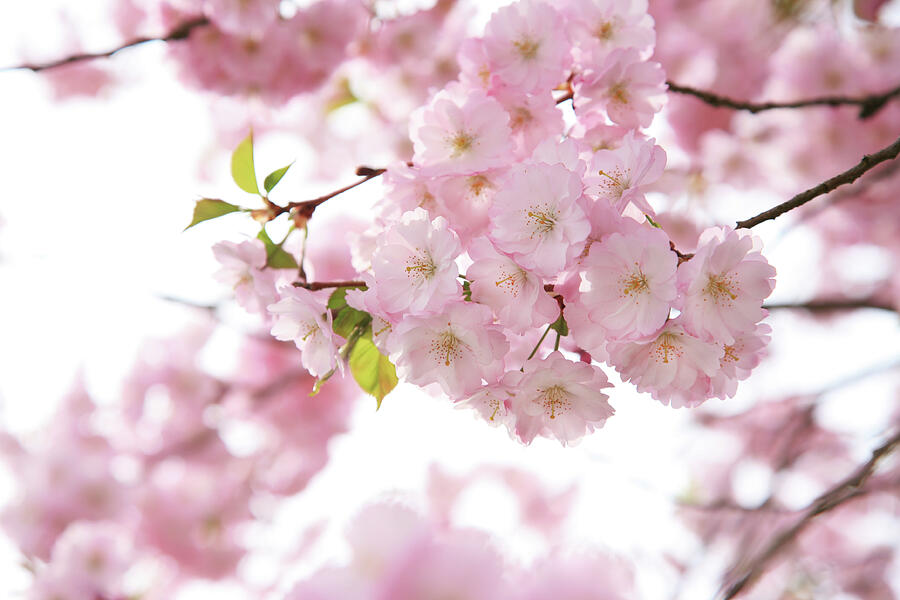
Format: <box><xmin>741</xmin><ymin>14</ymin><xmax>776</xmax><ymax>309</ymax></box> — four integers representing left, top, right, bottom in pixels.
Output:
<box><xmin>1</xmin><ymin>16</ymin><xmax>210</xmax><ymax>72</ymax></box>
<box><xmin>667</xmin><ymin>81</ymin><xmax>900</xmax><ymax>119</ymax></box>
<box><xmin>720</xmin><ymin>428</ymin><xmax>900</xmax><ymax>600</ymax></box>
<box><xmin>764</xmin><ymin>299</ymin><xmax>897</xmax><ymax>313</ymax></box>
<box><xmin>736</xmin><ymin>135</ymin><xmax>900</xmax><ymax>229</ymax></box>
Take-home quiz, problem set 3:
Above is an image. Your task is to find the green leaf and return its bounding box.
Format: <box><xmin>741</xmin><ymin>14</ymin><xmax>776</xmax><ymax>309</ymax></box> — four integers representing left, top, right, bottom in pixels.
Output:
<box><xmin>257</xmin><ymin>228</ymin><xmax>298</xmax><ymax>269</ymax></box>
<box><xmin>328</xmin><ymin>287</ymin><xmax>349</xmax><ymax>311</ymax></box>
<box><xmin>184</xmin><ymin>198</ymin><xmax>241</xmax><ymax>230</ymax></box>
<box><xmin>264</xmin><ymin>162</ymin><xmax>293</xmax><ymax>194</ymax></box>
<box><xmin>549</xmin><ymin>313</ymin><xmax>569</xmax><ymax>337</ymax></box>
<box><xmin>462</xmin><ymin>280</ymin><xmax>472</xmax><ymax>301</ymax></box>
<box><xmin>349</xmin><ymin>336</ymin><xmax>398</xmax><ymax>409</ymax></box>
<box><xmin>332</xmin><ymin>306</ymin><xmax>370</xmax><ymax>339</ymax></box>
<box><xmin>231</xmin><ymin>132</ymin><xmax>260</xmax><ymax>195</ymax></box>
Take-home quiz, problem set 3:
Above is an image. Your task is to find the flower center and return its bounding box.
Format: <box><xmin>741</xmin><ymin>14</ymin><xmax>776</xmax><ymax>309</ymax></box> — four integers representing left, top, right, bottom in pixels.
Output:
<box><xmin>405</xmin><ymin>251</ymin><xmax>437</xmax><ymax>282</ymax></box>
<box><xmin>621</xmin><ymin>266</ymin><xmax>649</xmax><ymax>296</ymax></box>
<box><xmin>526</xmin><ymin>204</ymin><xmax>558</xmax><ymax>236</ymax></box>
<box><xmin>597</xmin><ymin>168</ymin><xmax>630</xmax><ymax>198</ymax></box>
<box><xmin>513</xmin><ymin>36</ymin><xmax>540</xmax><ymax>60</ymax></box>
<box><xmin>653</xmin><ymin>332</ymin><xmax>683</xmax><ymax>364</ymax></box>
<box><xmin>595</xmin><ymin>21</ymin><xmax>616</xmax><ymax>40</ymax></box>
<box><xmin>608</xmin><ymin>81</ymin><xmax>630</xmax><ymax>104</ymax></box>
<box><xmin>494</xmin><ymin>267</ymin><xmax>526</xmax><ymax>296</ymax></box>
<box><xmin>430</xmin><ymin>328</ymin><xmax>468</xmax><ymax>367</ymax></box>
<box><xmin>705</xmin><ymin>273</ymin><xmax>738</xmax><ymax>302</ymax></box>
<box><xmin>538</xmin><ymin>384</ymin><xmax>571</xmax><ymax>419</ymax></box>
<box><xmin>447</xmin><ymin>131</ymin><xmax>475</xmax><ymax>158</ymax></box>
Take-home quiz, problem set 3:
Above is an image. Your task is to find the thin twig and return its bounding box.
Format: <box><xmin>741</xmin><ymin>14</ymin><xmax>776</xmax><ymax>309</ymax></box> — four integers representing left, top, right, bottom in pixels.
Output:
<box><xmin>293</xmin><ymin>280</ymin><xmax>367</xmax><ymax>291</ymax></box>
<box><xmin>764</xmin><ymin>299</ymin><xmax>896</xmax><ymax>313</ymax></box>
<box><xmin>273</xmin><ymin>167</ymin><xmax>386</xmax><ymax>220</ymax></box>
<box><xmin>667</xmin><ymin>80</ymin><xmax>900</xmax><ymax>119</ymax></box>
<box><xmin>736</xmin><ymin>135</ymin><xmax>900</xmax><ymax>229</ymax></box>
<box><xmin>2</xmin><ymin>17</ymin><xmax>210</xmax><ymax>72</ymax></box>
<box><xmin>719</xmin><ymin>428</ymin><xmax>900</xmax><ymax>600</ymax></box>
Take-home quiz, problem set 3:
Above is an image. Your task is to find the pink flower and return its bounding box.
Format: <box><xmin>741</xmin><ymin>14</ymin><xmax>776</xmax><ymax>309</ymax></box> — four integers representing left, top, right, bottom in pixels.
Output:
<box><xmin>410</xmin><ymin>85</ymin><xmax>513</xmax><ymax>176</ymax></box>
<box><xmin>489</xmin><ymin>162</ymin><xmax>590</xmax><ymax>278</ymax></box>
<box><xmin>608</xmin><ymin>320</ymin><xmax>723</xmax><ymax>407</ymax></box>
<box><xmin>574</xmin><ymin>48</ymin><xmax>666</xmax><ymax>129</ymax></box>
<box><xmin>369</xmin><ymin>208</ymin><xmax>462</xmax><ymax>317</ymax></box>
<box><xmin>212</xmin><ymin>239</ymin><xmax>279</xmax><ymax>316</ymax></box>
<box><xmin>512</xmin><ymin>352</ymin><xmax>614</xmax><ymax>445</ymax></box>
<box><xmin>677</xmin><ymin>227</ymin><xmax>776</xmax><ymax>345</ymax></box>
<box><xmin>387</xmin><ymin>302</ymin><xmax>508</xmax><ymax>399</ymax></box>
<box><xmin>493</xmin><ymin>88</ymin><xmax>565</xmax><ymax>159</ymax></box>
<box><xmin>203</xmin><ymin>0</ymin><xmax>280</xmax><ymax>35</ymax></box>
<box><xmin>579</xmin><ymin>224</ymin><xmax>677</xmax><ymax>339</ymax></box>
<box><xmin>585</xmin><ymin>131</ymin><xmax>666</xmax><ymax>215</ymax></box>
<box><xmin>704</xmin><ymin>322</ymin><xmax>772</xmax><ymax>401</ymax></box>
<box><xmin>566</xmin><ymin>0</ymin><xmax>656</xmax><ymax>64</ymax></box>
<box><xmin>483</xmin><ymin>0</ymin><xmax>570</xmax><ymax>93</ymax></box>
<box><xmin>466</xmin><ymin>237</ymin><xmax>559</xmax><ymax>333</ymax></box>
<box><xmin>433</xmin><ymin>168</ymin><xmax>507</xmax><ymax>244</ymax></box>
<box><xmin>458</xmin><ymin>375</ymin><xmax>521</xmax><ymax>430</ymax></box>
<box><xmin>268</xmin><ymin>286</ymin><xmax>341</xmax><ymax>377</ymax></box>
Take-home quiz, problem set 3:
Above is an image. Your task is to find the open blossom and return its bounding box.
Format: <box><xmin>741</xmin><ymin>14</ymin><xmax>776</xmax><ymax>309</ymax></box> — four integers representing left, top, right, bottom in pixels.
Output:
<box><xmin>268</xmin><ymin>287</ymin><xmax>340</xmax><ymax>377</ymax></box>
<box><xmin>212</xmin><ymin>239</ymin><xmax>279</xmax><ymax>316</ymax></box>
<box><xmin>566</xmin><ymin>0</ymin><xmax>656</xmax><ymax>63</ymax></box>
<box><xmin>489</xmin><ymin>162</ymin><xmax>590</xmax><ymax>278</ymax></box>
<box><xmin>703</xmin><ymin>322</ymin><xmax>772</xmax><ymax>401</ymax></box>
<box><xmin>387</xmin><ymin>302</ymin><xmax>508</xmax><ymax>399</ymax></box>
<box><xmin>608</xmin><ymin>320</ymin><xmax>723</xmax><ymax>407</ymax></box>
<box><xmin>369</xmin><ymin>208</ymin><xmax>462</xmax><ymax>317</ymax></box>
<box><xmin>677</xmin><ymin>227</ymin><xmax>776</xmax><ymax>344</ymax></box>
<box><xmin>579</xmin><ymin>224</ymin><xmax>678</xmax><ymax>339</ymax></box>
<box><xmin>203</xmin><ymin>0</ymin><xmax>280</xmax><ymax>35</ymax></box>
<box><xmin>585</xmin><ymin>131</ymin><xmax>666</xmax><ymax>215</ymax></box>
<box><xmin>466</xmin><ymin>237</ymin><xmax>559</xmax><ymax>333</ymax></box>
<box><xmin>574</xmin><ymin>47</ymin><xmax>666</xmax><ymax>129</ymax></box>
<box><xmin>434</xmin><ymin>168</ymin><xmax>507</xmax><ymax>243</ymax></box>
<box><xmin>458</xmin><ymin>373</ymin><xmax>522</xmax><ymax>430</ymax></box>
<box><xmin>512</xmin><ymin>352</ymin><xmax>614</xmax><ymax>445</ymax></box>
<box><xmin>483</xmin><ymin>0</ymin><xmax>570</xmax><ymax>93</ymax></box>
<box><xmin>493</xmin><ymin>88</ymin><xmax>565</xmax><ymax>159</ymax></box>
<box><xmin>410</xmin><ymin>85</ymin><xmax>513</xmax><ymax>176</ymax></box>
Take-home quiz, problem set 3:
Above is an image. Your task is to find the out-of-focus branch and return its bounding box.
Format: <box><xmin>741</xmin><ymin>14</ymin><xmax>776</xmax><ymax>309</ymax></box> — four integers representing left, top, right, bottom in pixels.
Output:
<box><xmin>736</xmin><ymin>135</ymin><xmax>900</xmax><ymax>229</ymax></box>
<box><xmin>667</xmin><ymin>81</ymin><xmax>900</xmax><ymax>119</ymax></box>
<box><xmin>293</xmin><ymin>280</ymin><xmax>367</xmax><ymax>291</ymax></box>
<box><xmin>720</xmin><ymin>428</ymin><xmax>900</xmax><ymax>600</ymax></box>
<box><xmin>1</xmin><ymin>17</ymin><xmax>210</xmax><ymax>72</ymax></box>
<box><xmin>764</xmin><ymin>299</ymin><xmax>897</xmax><ymax>313</ymax></box>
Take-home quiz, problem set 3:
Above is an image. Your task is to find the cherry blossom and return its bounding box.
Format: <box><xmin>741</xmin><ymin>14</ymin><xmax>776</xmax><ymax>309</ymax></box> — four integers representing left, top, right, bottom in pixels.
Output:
<box><xmin>677</xmin><ymin>227</ymin><xmax>776</xmax><ymax>345</ymax></box>
<box><xmin>489</xmin><ymin>161</ymin><xmax>590</xmax><ymax>278</ymax></box>
<box><xmin>268</xmin><ymin>286</ymin><xmax>341</xmax><ymax>377</ymax></box>
<box><xmin>585</xmin><ymin>131</ymin><xmax>667</xmax><ymax>215</ymax></box>
<box><xmin>387</xmin><ymin>301</ymin><xmax>508</xmax><ymax>399</ymax></box>
<box><xmin>212</xmin><ymin>239</ymin><xmax>279</xmax><ymax>316</ymax></box>
<box><xmin>579</xmin><ymin>224</ymin><xmax>678</xmax><ymax>339</ymax></box>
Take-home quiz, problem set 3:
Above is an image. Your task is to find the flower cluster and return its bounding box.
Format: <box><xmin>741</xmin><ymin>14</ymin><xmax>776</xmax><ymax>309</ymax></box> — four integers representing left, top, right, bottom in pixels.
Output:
<box><xmin>204</xmin><ymin>0</ymin><xmax>778</xmax><ymax>446</ymax></box>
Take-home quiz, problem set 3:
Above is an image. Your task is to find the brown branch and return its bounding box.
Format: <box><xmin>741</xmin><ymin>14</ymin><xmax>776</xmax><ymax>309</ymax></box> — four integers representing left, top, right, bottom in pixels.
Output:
<box><xmin>720</xmin><ymin>428</ymin><xmax>900</xmax><ymax>600</ymax></box>
<box><xmin>736</xmin><ymin>135</ymin><xmax>900</xmax><ymax>229</ymax></box>
<box><xmin>667</xmin><ymin>80</ymin><xmax>900</xmax><ymax>119</ymax></box>
<box><xmin>1</xmin><ymin>17</ymin><xmax>210</xmax><ymax>72</ymax></box>
<box><xmin>293</xmin><ymin>280</ymin><xmax>367</xmax><ymax>291</ymax></box>
<box><xmin>271</xmin><ymin>166</ymin><xmax>386</xmax><ymax>223</ymax></box>
<box><xmin>764</xmin><ymin>299</ymin><xmax>896</xmax><ymax>313</ymax></box>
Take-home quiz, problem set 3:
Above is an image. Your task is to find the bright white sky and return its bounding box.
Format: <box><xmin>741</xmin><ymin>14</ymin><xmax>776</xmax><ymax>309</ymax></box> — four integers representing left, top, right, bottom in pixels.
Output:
<box><xmin>1</xmin><ymin>1</ymin><xmax>899</xmax><ymax>598</ymax></box>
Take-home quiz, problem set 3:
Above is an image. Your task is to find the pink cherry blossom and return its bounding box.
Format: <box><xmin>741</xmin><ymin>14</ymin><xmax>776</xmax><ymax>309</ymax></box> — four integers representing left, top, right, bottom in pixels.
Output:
<box><xmin>202</xmin><ymin>0</ymin><xmax>279</xmax><ymax>36</ymax></box>
<box><xmin>677</xmin><ymin>227</ymin><xmax>776</xmax><ymax>345</ymax></box>
<box><xmin>574</xmin><ymin>47</ymin><xmax>666</xmax><ymax>129</ymax></box>
<box><xmin>212</xmin><ymin>239</ymin><xmax>279</xmax><ymax>316</ymax></box>
<box><xmin>585</xmin><ymin>131</ymin><xmax>667</xmax><ymax>215</ymax></box>
<box><xmin>579</xmin><ymin>224</ymin><xmax>678</xmax><ymax>339</ymax></box>
<box><xmin>608</xmin><ymin>320</ymin><xmax>723</xmax><ymax>407</ymax></box>
<box><xmin>512</xmin><ymin>352</ymin><xmax>614</xmax><ymax>445</ymax></box>
<box><xmin>566</xmin><ymin>0</ymin><xmax>656</xmax><ymax>63</ymax></box>
<box><xmin>410</xmin><ymin>85</ymin><xmax>513</xmax><ymax>176</ymax></box>
<box><xmin>466</xmin><ymin>237</ymin><xmax>559</xmax><ymax>333</ymax></box>
<box><xmin>267</xmin><ymin>286</ymin><xmax>341</xmax><ymax>377</ymax></box>
<box><xmin>369</xmin><ymin>208</ymin><xmax>462</xmax><ymax>317</ymax></box>
<box><xmin>489</xmin><ymin>161</ymin><xmax>590</xmax><ymax>278</ymax></box>
<box><xmin>483</xmin><ymin>0</ymin><xmax>571</xmax><ymax>93</ymax></box>
<box><xmin>387</xmin><ymin>301</ymin><xmax>508</xmax><ymax>399</ymax></box>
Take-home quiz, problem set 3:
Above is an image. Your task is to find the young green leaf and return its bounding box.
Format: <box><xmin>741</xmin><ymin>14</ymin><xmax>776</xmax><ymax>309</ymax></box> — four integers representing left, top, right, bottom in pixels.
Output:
<box><xmin>645</xmin><ymin>214</ymin><xmax>662</xmax><ymax>229</ymax></box>
<box><xmin>257</xmin><ymin>228</ymin><xmax>299</xmax><ymax>269</ymax></box>
<box><xmin>263</xmin><ymin>162</ymin><xmax>293</xmax><ymax>194</ymax></box>
<box><xmin>349</xmin><ymin>336</ymin><xmax>398</xmax><ymax>409</ymax></box>
<box><xmin>549</xmin><ymin>312</ymin><xmax>569</xmax><ymax>337</ymax></box>
<box><xmin>231</xmin><ymin>132</ymin><xmax>260</xmax><ymax>195</ymax></box>
<box><xmin>332</xmin><ymin>306</ymin><xmax>370</xmax><ymax>339</ymax></box>
<box><xmin>328</xmin><ymin>287</ymin><xmax>349</xmax><ymax>311</ymax></box>
<box><xmin>184</xmin><ymin>198</ymin><xmax>241</xmax><ymax>230</ymax></box>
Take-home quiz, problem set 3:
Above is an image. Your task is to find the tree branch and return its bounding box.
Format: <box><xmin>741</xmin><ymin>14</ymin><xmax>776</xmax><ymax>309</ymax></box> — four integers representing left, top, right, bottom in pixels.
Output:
<box><xmin>293</xmin><ymin>280</ymin><xmax>367</xmax><ymax>291</ymax></box>
<box><xmin>720</xmin><ymin>428</ymin><xmax>900</xmax><ymax>600</ymax></box>
<box><xmin>1</xmin><ymin>17</ymin><xmax>210</xmax><ymax>72</ymax></box>
<box><xmin>736</xmin><ymin>135</ymin><xmax>900</xmax><ymax>229</ymax></box>
<box><xmin>667</xmin><ymin>81</ymin><xmax>900</xmax><ymax>119</ymax></box>
<box><xmin>764</xmin><ymin>299</ymin><xmax>896</xmax><ymax>313</ymax></box>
